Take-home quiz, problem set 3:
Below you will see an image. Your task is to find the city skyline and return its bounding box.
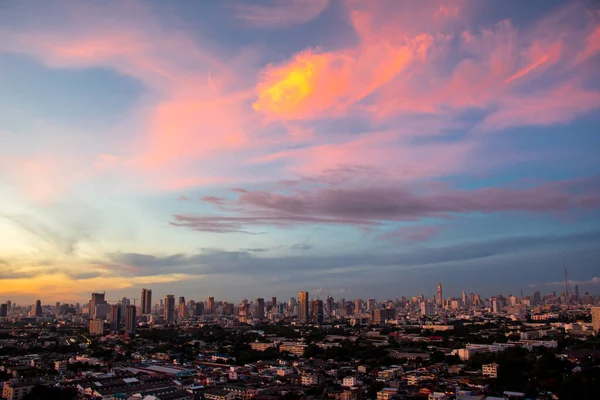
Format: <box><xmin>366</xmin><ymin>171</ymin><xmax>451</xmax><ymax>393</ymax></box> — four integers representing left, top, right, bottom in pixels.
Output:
<box><xmin>1</xmin><ymin>0</ymin><xmax>600</xmax><ymax>303</ymax></box>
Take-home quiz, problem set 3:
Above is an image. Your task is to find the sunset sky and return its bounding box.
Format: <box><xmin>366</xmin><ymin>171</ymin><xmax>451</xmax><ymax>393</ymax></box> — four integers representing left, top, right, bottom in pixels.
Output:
<box><xmin>1</xmin><ymin>0</ymin><xmax>599</xmax><ymax>304</ymax></box>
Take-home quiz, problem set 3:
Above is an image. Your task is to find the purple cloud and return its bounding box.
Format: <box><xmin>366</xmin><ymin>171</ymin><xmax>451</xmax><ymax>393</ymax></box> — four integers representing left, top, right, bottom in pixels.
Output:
<box><xmin>170</xmin><ymin>176</ymin><xmax>600</xmax><ymax>233</ymax></box>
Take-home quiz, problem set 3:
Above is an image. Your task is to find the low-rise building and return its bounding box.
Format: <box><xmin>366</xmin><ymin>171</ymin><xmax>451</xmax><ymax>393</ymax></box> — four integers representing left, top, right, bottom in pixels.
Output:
<box><xmin>377</xmin><ymin>388</ymin><xmax>397</xmax><ymax>400</ymax></box>
<box><xmin>482</xmin><ymin>363</ymin><xmax>498</xmax><ymax>378</ymax></box>
<box><xmin>2</xmin><ymin>381</ymin><xmax>35</xmax><ymax>400</ymax></box>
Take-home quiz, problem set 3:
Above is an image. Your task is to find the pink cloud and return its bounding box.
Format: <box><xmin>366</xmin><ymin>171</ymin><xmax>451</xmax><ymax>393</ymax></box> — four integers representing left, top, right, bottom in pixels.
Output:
<box><xmin>170</xmin><ymin>176</ymin><xmax>600</xmax><ymax>233</ymax></box>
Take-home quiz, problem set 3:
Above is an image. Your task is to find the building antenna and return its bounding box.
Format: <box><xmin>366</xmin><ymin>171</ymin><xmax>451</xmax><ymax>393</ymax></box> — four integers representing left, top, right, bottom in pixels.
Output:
<box><xmin>563</xmin><ymin>253</ymin><xmax>570</xmax><ymax>305</ymax></box>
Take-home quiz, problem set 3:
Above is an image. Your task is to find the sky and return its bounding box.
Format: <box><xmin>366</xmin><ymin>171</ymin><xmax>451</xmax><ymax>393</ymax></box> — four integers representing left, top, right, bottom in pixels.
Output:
<box><xmin>1</xmin><ymin>0</ymin><xmax>599</xmax><ymax>305</ymax></box>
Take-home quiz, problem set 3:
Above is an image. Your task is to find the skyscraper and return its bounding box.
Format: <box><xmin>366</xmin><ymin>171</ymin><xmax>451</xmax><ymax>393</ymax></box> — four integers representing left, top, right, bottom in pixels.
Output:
<box><xmin>110</xmin><ymin>304</ymin><xmax>121</xmax><ymax>332</ymax></box>
<box><xmin>312</xmin><ymin>299</ymin><xmax>324</xmax><ymax>324</ymax></box>
<box><xmin>35</xmin><ymin>300</ymin><xmax>43</xmax><ymax>317</ymax></box>
<box><xmin>207</xmin><ymin>297</ymin><xmax>215</xmax><ymax>314</ymax></box>
<box><xmin>141</xmin><ymin>288</ymin><xmax>152</xmax><ymax>314</ymax></box>
<box><xmin>437</xmin><ymin>283</ymin><xmax>443</xmax><ymax>307</ymax></box>
<box><xmin>89</xmin><ymin>293</ymin><xmax>106</xmax><ymax>318</ymax></box>
<box><xmin>0</xmin><ymin>304</ymin><xmax>7</xmax><ymax>317</ymax></box>
<box><xmin>238</xmin><ymin>303</ymin><xmax>247</xmax><ymax>323</ymax></box>
<box><xmin>178</xmin><ymin>296</ymin><xmax>186</xmax><ymax>319</ymax></box>
<box><xmin>164</xmin><ymin>295</ymin><xmax>175</xmax><ymax>324</ymax></box>
<box><xmin>194</xmin><ymin>302</ymin><xmax>204</xmax><ymax>316</ymax></box>
<box><xmin>298</xmin><ymin>291</ymin><xmax>309</xmax><ymax>322</ymax></box>
<box><xmin>421</xmin><ymin>301</ymin><xmax>435</xmax><ymax>316</ymax></box>
<box><xmin>6</xmin><ymin>300</ymin><xmax>11</xmax><ymax>313</ymax></box>
<box><xmin>326</xmin><ymin>296</ymin><xmax>334</xmax><ymax>316</ymax></box>
<box><xmin>125</xmin><ymin>305</ymin><xmax>137</xmax><ymax>334</ymax></box>
<box><xmin>255</xmin><ymin>298</ymin><xmax>265</xmax><ymax>320</ymax></box>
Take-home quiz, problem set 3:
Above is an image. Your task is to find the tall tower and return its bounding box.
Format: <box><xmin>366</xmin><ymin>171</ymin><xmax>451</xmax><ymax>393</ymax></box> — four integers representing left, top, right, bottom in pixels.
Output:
<box><xmin>592</xmin><ymin>307</ymin><xmax>600</xmax><ymax>334</ymax></box>
<box><xmin>178</xmin><ymin>296</ymin><xmax>186</xmax><ymax>319</ymax></box>
<box><xmin>437</xmin><ymin>283</ymin><xmax>443</xmax><ymax>307</ymax></box>
<box><xmin>207</xmin><ymin>297</ymin><xmax>215</xmax><ymax>314</ymax></box>
<box><xmin>255</xmin><ymin>298</ymin><xmax>265</xmax><ymax>320</ymax></box>
<box><xmin>312</xmin><ymin>299</ymin><xmax>324</xmax><ymax>324</ymax></box>
<box><xmin>298</xmin><ymin>292</ymin><xmax>309</xmax><ymax>322</ymax></box>
<box><xmin>89</xmin><ymin>292</ymin><xmax>106</xmax><ymax>318</ymax></box>
<box><xmin>35</xmin><ymin>300</ymin><xmax>43</xmax><ymax>317</ymax></box>
<box><xmin>110</xmin><ymin>304</ymin><xmax>121</xmax><ymax>332</ymax></box>
<box><xmin>141</xmin><ymin>288</ymin><xmax>152</xmax><ymax>314</ymax></box>
<box><xmin>164</xmin><ymin>295</ymin><xmax>175</xmax><ymax>324</ymax></box>
<box><xmin>125</xmin><ymin>305</ymin><xmax>137</xmax><ymax>334</ymax></box>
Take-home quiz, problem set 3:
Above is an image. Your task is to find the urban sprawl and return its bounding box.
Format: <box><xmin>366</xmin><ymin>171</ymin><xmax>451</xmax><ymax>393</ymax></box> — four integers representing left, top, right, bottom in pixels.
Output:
<box><xmin>1</xmin><ymin>284</ymin><xmax>599</xmax><ymax>400</ymax></box>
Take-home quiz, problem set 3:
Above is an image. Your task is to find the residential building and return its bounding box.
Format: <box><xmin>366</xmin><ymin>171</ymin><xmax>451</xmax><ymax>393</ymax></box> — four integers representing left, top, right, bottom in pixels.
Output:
<box><xmin>125</xmin><ymin>305</ymin><xmax>137</xmax><ymax>334</ymax></box>
<box><xmin>421</xmin><ymin>301</ymin><xmax>436</xmax><ymax>316</ymax></box>
<box><xmin>298</xmin><ymin>291</ymin><xmax>309</xmax><ymax>322</ymax></box>
<box><xmin>255</xmin><ymin>298</ymin><xmax>265</xmax><ymax>320</ymax></box>
<box><xmin>89</xmin><ymin>319</ymin><xmax>104</xmax><ymax>336</ymax></box>
<box><xmin>312</xmin><ymin>299</ymin><xmax>324</xmax><ymax>324</ymax></box>
<box><xmin>165</xmin><ymin>295</ymin><xmax>175</xmax><ymax>324</ymax></box>
<box><xmin>3</xmin><ymin>381</ymin><xmax>35</xmax><ymax>400</ymax></box>
<box><xmin>377</xmin><ymin>388</ymin><xmax>397</xmax><ymax>400</ymax></box>
<box><xmin>141</xmin><ymin>288</ymin><xmax>152</xmax><ymax>314</ymax></box>
<box><xmin>482</xmin><ymin>362</ymin><xmax>498</xmax><ymax>378</ymax></box>
<box><xmin>592</xmin><ymin>307</ymin><xmax>600</xmax><ymax>334</ymax></box>
<box><xmin>109</xmin><ymin>304</ymin><xmax>121</xmax><ymax>332</ymax></box>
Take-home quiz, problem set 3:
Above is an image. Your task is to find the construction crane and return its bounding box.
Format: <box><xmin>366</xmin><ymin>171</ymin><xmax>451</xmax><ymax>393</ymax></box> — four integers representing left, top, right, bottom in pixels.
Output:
<box><xmin>563</xmin><ymin>253</ymin><xmax>570</xmax><ymax>306</ymax></box>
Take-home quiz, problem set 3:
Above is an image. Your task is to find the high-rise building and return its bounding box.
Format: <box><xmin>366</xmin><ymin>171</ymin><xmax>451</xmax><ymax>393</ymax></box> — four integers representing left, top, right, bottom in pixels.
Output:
<box><xmin>533</xmin><ymin>291</ymin><xmax>541</xmax><ymax>306</ymax></box>
<box><xmin>121</xmin><ymin>297</ymin><xmax>130</xmax><ymax>316</ymax></box>
<box><xmin>238</xmin><ymin>303</ymin><xmax>248</xmax><ymax>323</ymax></box>
<box><xmin>141</xmin><ymin>288</ymin><xmax>152</xmax><ymax>314</ymax></box>
<box><xmin>94</xmin><ymin>303</ymin><xmax>110</xmax><ymax>320</ymax></box>
<box><xmin>55</xmin><ymin>302</ymin><xmax>61</xmax><ymax>313</ymax></box>
<box><xmin>255</xmin><ymin>298</ymin><xmax>265</xmax><ymax>320</ymax></box>
<box><xmin>0</xmin><ymin>304</ymin><xmax>7</xmax><ymax>317</ymax></box>
<box><xmin>372</xmin><ymin>307</ymin><xmax>394</xmax><ymax>324</ymax></box>
<box><xmin>437</xmin><ymin>283</ymin><xmax>443</xmax><ymax>307</ymax></box>
<box><xmin>312</xmin><ymin>299</ymin><xmax>324</xmax><ymax>324</ymax></box>
<box><xmin>223</xmin><ymin>302</ymin><xmax>234</xmax><ymax>315</ymax></box>
<box><xmin>110</xmin><ymin>304</ymin><xmax>121</xmax><ymax>332</ymax></box>
<box><xmin>34</xmin><ymin>300</ymin><xmax>43</xmax><ymax>317</ymax></box>
<box><xmin>421</xmin><ymin>301</ymin><xmax>435</xmax><ymax>316</ymax></box>
<box><xmin>194</xmin><ymin>302</ymin><xmax>204</xmax><ymax>316</ymax></box>
<box><xmin>125</xmin><ymin>305</ymin><xmax>137</xmax><ymax>334</ymax></box>
<box><xmin>288</xmin><ymin>297</ymin><xmax>297</xmax><ymax>312</ymax></box>
<box><xmin>178</xmin><ymin>296</ymin><xmax>187</xmax><ymax>319</ymax></box>
<box><xmin>164</xmin><ymin>295</ymin><xmax>175</xmax><ymax>324</ymax></box>
<box><xmin>6</xmin><ymin>300</ymin><xmax>11</xmax><ymax>313</ymax></box>
<box><xmin>326</xmin><ymin>296</ymin><xmax>334</xmax><ymax>316</ymax></box>
<box><xmin>298</xmin><ymin>292</ymin><xmax>309</xmax><ymax>323</ymax></box>
<box><xmin>89</xmin><ymin>319</ymin><xmax>104</xmax><ymax>335</ymax></box>
<box><xmin>271</xmin><ymin>297</ymin><xmax>277</xmax><ymax>309</ymax></box>
<box><xmin>367</xmin><ymin>298</ymin><xmax>376</xmax><ymax>311</ymax></box>
<box><xmin>89</xmin><ymin>293</ymin><xmax>106</xmax><ymax>318</ymax></box>
<box><xmin>592</xmin><ymin>307</ymin><xmax>600</xmax><ymax>334</ymax></box>
<box><xmin>207</xmin><ymin>297</ymin><xmax>215</xmax><ymax>314</ymax></box>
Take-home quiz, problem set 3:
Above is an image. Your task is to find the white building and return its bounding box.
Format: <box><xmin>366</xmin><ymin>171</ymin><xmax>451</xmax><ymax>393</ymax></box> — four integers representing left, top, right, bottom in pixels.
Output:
<box><xmin>301</xmin><ymin>374</ymin><xmax>321</xmax><ymax>386</ymax></box>
<box><xmin>343</xmin><ymin>376</ymin><xmax>357</xmax><ymax>387</ymax></box>
<box><xmin>482</xmin><ymin>362</ymin><xmax>498</xmax><ymax>378</ymax></box>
